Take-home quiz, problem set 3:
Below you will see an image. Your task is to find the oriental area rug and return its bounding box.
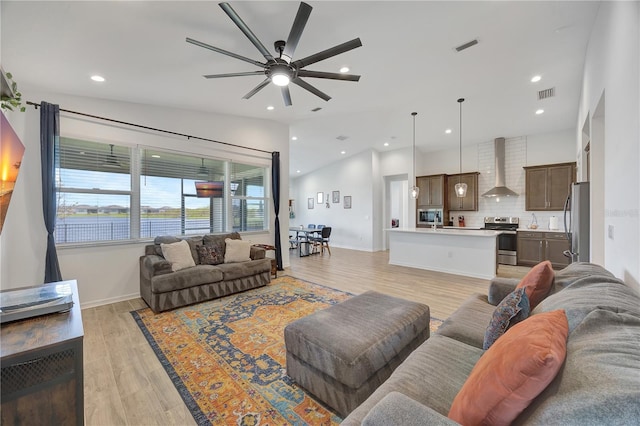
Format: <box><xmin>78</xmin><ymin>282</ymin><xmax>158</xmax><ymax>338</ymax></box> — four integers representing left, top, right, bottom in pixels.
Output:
<box><xmin>131</xmin><ymin>276</ymin><xmax>444</xmax><ymax>425</ymax></box>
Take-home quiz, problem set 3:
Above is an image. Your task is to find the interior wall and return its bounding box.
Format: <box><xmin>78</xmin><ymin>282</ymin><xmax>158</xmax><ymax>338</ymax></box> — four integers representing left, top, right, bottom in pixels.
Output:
<box><xmin>290</xmin><ymin>150</ymin><xmax>375</xmax><ymax>251</ymax></box>
<box><xmin>577</xmin><ymin>1</ymin><xmax>639</xmax><ymax>288</ymax></box>
<box><xmin>0</xmin><ymin>90</ymin><xmax>290</xmax><ymax>308</ymax></box>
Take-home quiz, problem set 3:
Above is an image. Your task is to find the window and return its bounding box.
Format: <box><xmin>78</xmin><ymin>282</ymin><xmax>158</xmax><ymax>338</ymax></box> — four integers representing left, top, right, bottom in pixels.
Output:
<box><xmin>55</xmin><ymin>138</ymin><xmax>269</xmax><ymax>244</ymax></box>
<box><xmin>56</xmin><ymin>138</ymin><xmax>131</xmax><ymax>243</ymax></box>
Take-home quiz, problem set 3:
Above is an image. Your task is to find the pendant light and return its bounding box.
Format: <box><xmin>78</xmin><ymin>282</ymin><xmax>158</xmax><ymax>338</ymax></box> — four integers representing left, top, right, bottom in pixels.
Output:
<box><xmin>410</xmin><ymin>112</ymin><xmax>420</xmax><ymax>199</ymax></box>
<box><xmin>455</xmin><ymin>98</ymin><xmax>467</xmax><ymax>198</ymax></box>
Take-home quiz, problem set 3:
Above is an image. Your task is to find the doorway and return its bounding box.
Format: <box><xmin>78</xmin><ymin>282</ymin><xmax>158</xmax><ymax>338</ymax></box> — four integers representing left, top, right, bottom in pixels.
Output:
<box><xmin>383</xmin><ymin>174</ymin><xmax>408</xmax><ymax>250</ymax></box>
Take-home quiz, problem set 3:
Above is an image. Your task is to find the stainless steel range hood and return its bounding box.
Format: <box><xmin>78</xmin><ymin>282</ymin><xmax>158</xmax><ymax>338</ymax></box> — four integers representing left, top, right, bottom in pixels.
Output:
<box><xmin>482</xmin><ymin>137</ymin><xmax>518</xmax><ymax>198</ymax></box>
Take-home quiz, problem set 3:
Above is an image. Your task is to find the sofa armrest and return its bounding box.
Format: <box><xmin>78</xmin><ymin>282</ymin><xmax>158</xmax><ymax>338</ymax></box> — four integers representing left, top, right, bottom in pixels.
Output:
<box><xmin>362</xmin><ymin>392</ymin><xmax>460</xmax><ymax>426</ymax></box>
<box><xmin>250</xmin><ymin>246</ymin><xmax>266</xmax><ymax>260</ymax></box>
<box><xmin>488</xmin><ymin>277</ymin><xmax>520</xmax><ymax>305</ymax></box>
<box><xmin>140</xmin><ymin>254</ymin><xmax>172</xmax><ymax>280</ymax></box>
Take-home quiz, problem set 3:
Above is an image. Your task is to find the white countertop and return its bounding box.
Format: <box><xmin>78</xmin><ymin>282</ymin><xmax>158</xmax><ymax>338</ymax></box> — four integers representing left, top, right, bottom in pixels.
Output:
<box><xmin>387</xmin><ymin>227</ymin><xmax>501</xmax><ymax>237</ymax></box>
<box><xmin>517</xmin><ymin>228</ymin><xmax>566</xmax><ymax>233</ymax></box>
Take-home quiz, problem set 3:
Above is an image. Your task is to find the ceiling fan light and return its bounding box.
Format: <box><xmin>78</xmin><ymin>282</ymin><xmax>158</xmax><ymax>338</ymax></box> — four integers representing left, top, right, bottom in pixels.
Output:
<box><xmin>272</xmin><ymin>73</ymin><xmax>290</xmax><ymax>86</ymax></box>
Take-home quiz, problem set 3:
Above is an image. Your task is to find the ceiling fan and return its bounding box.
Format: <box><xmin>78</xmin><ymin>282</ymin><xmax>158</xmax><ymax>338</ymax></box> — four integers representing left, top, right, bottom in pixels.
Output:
<box><xmin>186</xmin><ymin>2</ymin><xmax>362</xmax><ymax>106</ymax></box>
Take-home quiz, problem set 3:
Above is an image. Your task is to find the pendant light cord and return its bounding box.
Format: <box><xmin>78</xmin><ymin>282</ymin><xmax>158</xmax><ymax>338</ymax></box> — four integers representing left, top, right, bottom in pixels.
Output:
<box><xmin>457</xmin><ymin>98</ymin><xmax>464</xmax><ymax>183</ymax></box>
<box><xmin>412</xmin><ymin>112</ymin><xmax>417</xmax><ymax>182</ymax></box>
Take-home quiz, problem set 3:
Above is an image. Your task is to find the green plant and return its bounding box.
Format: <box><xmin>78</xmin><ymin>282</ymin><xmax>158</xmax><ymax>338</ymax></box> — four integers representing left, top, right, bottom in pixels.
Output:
<box><xmin>1</xmin><ymin>72</ymin><xmax>26</xmax><ymax>112</ymax></box>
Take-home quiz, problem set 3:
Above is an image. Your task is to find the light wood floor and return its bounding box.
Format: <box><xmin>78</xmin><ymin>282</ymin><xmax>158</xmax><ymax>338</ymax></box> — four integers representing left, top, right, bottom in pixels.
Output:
<box><xmin>82</xmin><ymin>247</ymin><xmax>529</xmax><ymax>425</ymax></box>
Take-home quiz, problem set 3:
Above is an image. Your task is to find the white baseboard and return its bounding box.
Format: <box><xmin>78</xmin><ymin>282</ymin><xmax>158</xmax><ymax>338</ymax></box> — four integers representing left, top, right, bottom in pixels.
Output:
<box><xmin>80</xmin><ymin>292</ymin><xmax>140</xmax><ymax>310</ymax></box>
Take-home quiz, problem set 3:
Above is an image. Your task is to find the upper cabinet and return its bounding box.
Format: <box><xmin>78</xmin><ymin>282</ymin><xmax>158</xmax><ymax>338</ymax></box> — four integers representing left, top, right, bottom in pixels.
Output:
<box><xmin>417</xmin><ymin>174</ymin><xmax>445</xmax><ymax>207</ymax></box>
<box><xmin>447</xmin><ymin>172</ymin><xmax>479</xmax><ymax>211</ymax></box>
<box><xmin>524</xmin><ymin>162</ymin><xmax>576</xmax><ymax>211</ymax></box>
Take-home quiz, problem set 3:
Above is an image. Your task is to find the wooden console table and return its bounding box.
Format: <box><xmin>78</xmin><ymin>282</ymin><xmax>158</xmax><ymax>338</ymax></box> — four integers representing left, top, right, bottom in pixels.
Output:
<box><xmin>1</xmin><ymin>280</ymin><xmax>84</xmax><ymax>426</ymax></box>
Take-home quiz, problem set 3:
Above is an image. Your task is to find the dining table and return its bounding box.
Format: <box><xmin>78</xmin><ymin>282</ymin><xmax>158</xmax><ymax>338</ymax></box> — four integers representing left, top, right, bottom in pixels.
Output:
<box><xmin>289</xmin><ymin>227</ymin><xmax>322</xmax><ymax>257</ymax></box>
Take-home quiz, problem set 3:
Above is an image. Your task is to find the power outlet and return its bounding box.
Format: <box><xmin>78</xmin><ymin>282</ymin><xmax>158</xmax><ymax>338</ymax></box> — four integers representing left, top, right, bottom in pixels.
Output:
<box><xmin>608</xmin><ymin>225</ymin><xmax>614</xmax><ymax>240</ymax></box>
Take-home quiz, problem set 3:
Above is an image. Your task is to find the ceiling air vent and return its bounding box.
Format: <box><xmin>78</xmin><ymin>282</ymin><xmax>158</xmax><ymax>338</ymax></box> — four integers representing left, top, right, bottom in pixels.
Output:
<box><xmin>455</xmin><ymin>39</ymin><xmax>479</xmax><ymax>52</ymax></box>
<box><xmin>538</xmin><ymin>87</ymin><xmax>555</xmax><ymax>100</ymax></box>
<box><xmin>336</xmin><ymin>135</ymin><xmax>349</xmax><ymax>141</ymax></box>
<box><xmin>311</xmin><ymin>107</ymin><xmax>322</xmax><ymax>112</ymax></box>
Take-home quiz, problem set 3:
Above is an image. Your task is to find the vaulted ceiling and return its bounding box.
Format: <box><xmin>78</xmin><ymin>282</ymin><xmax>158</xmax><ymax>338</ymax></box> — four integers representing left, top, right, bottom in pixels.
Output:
<box><xmin>1</xmin><ymin>1</ymin><xmax>599</xmax><ymax>177</ymax></box>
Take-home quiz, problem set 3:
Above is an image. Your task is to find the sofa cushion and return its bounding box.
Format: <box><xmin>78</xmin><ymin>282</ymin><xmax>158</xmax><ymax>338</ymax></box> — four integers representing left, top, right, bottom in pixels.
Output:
<box><xmin>341</xmin><ymin>334</ymin><xmax>484</xmax><ymax>426</ymax></box>
<box><xmin>224</xmin><ymin>238</ymin><xmax>252</xmax><ymax>263</ymax></box>
<box><xmin>448</xmin><ymin>310</ymin><xmax>568</xmax><ymax>426</ymax></box>
<box><xmin>215</xmin><ymin>259</ymin><xmax>271</xmax><ymax>281</ymax></box>
<box><xmin>150</xmin><ymin>265</ymin><xmax>224</xmax><ymax>293</ymax></box>
<box><xmin>196</xmin><ymin>244</ymin><xmax>224</xmax><ymax>265</ymax></box>
<box><xmin>436</xmin><ymin>294</ymin><xmax>496</xmax><ymax>349</ymax></box>
<box><xmin>483</xmin><ymin>287</ymin><xmax>530</xmax><ymax>350</ymax></box>
<box><xmin>516</xmin><ymin>260</ymin><xmax>554</xmax><ymax>309</ymax></box>
<box><xmin>513</xmin><ymin>309</ymin><xmax>640</xmax><ymax>425</ymax></box>
<box><xmin>161</xmin><ymin>240</ymin><xmax>196</xmax><ymax>271</ymax></box>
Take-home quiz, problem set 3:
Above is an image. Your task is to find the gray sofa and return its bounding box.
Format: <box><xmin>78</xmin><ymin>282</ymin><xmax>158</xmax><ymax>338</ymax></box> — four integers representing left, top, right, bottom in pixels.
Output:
<box><xmin>139</xmin><ymin>232</ymin><xmax>271</xmax><ymax>313</ymax></box>
<box><xmin>342</xmin><ymin>262</ymin><xmax>640</xmax><ymax>425</ymax></box>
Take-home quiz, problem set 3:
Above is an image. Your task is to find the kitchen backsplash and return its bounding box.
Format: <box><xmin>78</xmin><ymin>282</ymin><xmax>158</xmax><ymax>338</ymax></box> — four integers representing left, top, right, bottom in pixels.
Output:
<box><xmin>448</xmin><ymin>137</ymin><xmax>568</xmax><ymax>232</ymax></box>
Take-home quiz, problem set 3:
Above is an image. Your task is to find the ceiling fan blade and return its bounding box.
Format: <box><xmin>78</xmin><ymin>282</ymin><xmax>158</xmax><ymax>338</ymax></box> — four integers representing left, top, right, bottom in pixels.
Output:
<box><xmin>186</xmin><ymin>37</ymin><xmax>266</xmax><ymax>68</ymax></box>
<box><xmin>297</xmin><ymin>70</ymin><xmax>360</xmax><ymax>81</ymax></box>
<box><xmin>291</xmin><ymin>77</ymin><xmax>331</xmax><ymax>102</ymax></box>
<box><xmin>243</xmin><ymin>78</ymin><xmax>271</xmax><ymax>100</ymax></box>
<box><xmin>219</xmin><ymin>2</ymin><xmax>274</xmax><ymax>62</ymax></box>
<box><xmin>281</xmin><ymin>86</ymin><xmax>292</xmax><ymax>106</ymax></box>
<box><xmin>282</xmin><ymin>2</ymin><xmax>312</xmax><ymax>63</ymax></box>
<box><xmin>204</xmin><ymin>71</ymin><xmax>265</xmax><ymax>79</ymax></box>
<box><xmin>292</xmin><ymin>38</ymin><xmax>362</xmax><ymax>69</ymax></box>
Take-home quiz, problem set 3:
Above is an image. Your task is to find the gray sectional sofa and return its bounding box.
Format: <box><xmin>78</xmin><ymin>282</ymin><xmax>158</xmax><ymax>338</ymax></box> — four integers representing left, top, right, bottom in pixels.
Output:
<box><xmin>139</xmin><ymin>232</ymin><xmax>271</xmax><ymax>313</ymax></box>
<box><xmin>341</xmin><ymin>262</ymin><xmax>640</xmax><ymax>425</ymax></box>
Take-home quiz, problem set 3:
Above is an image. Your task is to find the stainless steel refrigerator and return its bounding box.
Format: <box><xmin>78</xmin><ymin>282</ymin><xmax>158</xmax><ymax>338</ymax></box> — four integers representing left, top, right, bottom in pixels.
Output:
<box><xmin>563</xmin><ymin>182</ymin><xmax>590</xmax><ymax>263</ymax></box>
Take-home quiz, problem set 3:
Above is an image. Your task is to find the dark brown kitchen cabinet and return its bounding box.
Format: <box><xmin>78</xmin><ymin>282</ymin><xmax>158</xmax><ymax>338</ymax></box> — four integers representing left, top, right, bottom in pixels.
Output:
<box><xmin>517</xmin><ymin>231</ymin><xmax>571</xmax><ymax>269</ymax></box>
<box><xmin>417</xmin><ymin>174</ymin><xmax>445</xmax><ymax>207</ymax></box>
<box><xmin>447</xmin><ymin>172</ymin><xmax>479</xmax><ymax>211</ymax></box>
<box><xmin>524</xmin><ymin>162</ymin><xmax>576</xmax><ymax>211</ymax></box>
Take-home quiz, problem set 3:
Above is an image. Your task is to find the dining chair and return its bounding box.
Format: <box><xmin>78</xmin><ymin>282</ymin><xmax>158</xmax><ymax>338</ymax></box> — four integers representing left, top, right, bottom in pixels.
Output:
<box><xmin>312</xmin><ymin>226</ymin><xmax>332</xmax><ymax>255</ymax></box>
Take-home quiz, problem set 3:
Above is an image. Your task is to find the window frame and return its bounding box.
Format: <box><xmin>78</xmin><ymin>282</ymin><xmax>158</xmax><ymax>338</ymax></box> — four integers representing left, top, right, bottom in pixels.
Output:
<box><xmin>55</xmin><ymin>139</ymin><xmax>271</xmax><ymax>246</ymax></box>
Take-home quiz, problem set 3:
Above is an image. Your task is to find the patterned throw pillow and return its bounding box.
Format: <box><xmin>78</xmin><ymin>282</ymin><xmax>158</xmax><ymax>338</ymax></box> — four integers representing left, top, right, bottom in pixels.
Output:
<box><xmin>196</xmin><ymin>244</ymin><xmax>223</xmax><ymax>265</ymax></box>
<box><xmin>483</xmin><ymin>287</ymin><xmax>530</xmax><ymax>350</ymax></box>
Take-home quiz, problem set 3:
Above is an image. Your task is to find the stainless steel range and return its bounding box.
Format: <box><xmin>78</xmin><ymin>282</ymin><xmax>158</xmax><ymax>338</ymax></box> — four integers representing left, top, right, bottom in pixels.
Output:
<box><xmin>483</xmin><ymin>217</ymin><xmax>519</xmax><ymax>265</ymax></box>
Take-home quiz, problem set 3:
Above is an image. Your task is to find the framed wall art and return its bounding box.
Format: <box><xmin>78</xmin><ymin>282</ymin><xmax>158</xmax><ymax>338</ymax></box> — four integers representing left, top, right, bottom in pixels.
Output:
<box><xmin>344</xmin><ymin>195</ymin><xmax>352</xmax><ymax>209</ymax></box>
<box><xmin>332</xmin><ymin>190</ymin><xmax>340</xmax><ymax>203</ymax></box>
<box><xmin>308</xmin><ymin>198</ymin><xmax>314</xmax><ymax>209</ymax></box>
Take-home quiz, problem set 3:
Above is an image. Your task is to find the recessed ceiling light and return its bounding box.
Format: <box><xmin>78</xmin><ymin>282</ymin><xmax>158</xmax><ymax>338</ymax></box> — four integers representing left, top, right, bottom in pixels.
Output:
<box><xmin>384</xmin><ymin>142</ymin><xmax>389</xmax><ymax>147</ymax></box>
<box><xmin>536</xmin><ymin>109</ymin><xmax>545</xmax><ymax>115</ymax></box>
<box><xmin>531</xmin><ymin>75</ymin><xmax>542</xmax><ymax>83</ymax></box>
<box><xmin>341</xmin><ymin>150</ymin><xmax>346</xmax><ymax>155</ymax></box>
<box><xmin>266</xmin><ymin>105</ymin><xmax>275</xmax><ymax>110</ymax></box>
<box><xmin>291</xmin><ymin>136</ymin><xmax>298</xmax><ymax>141</ymax></box>
<box><xmin>339</xmin><ymin>66</ymin><xmax>350</xmax><ymax>73</ymax></box>
<box><xmin>151</xmin><ymin>154</ymin><xmax>161</xmax><ymax>158</ymax></box>
<box><xmin>90</xmin><ymin>75</ymin><xmax>105</xmax><ymax>82</ymax></box>
<box><xmin>445</xmin><ymin>129</ymin><xmax>452</xmax><ymax>134</ymax></box>
<box><xmin>296</xmin><ymin>170</ymin><xmax>301</xmax><ymax>173</ymax></box>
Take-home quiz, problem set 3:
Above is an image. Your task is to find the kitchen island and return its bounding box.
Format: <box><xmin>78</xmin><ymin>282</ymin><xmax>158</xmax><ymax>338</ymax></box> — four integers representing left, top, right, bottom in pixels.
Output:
<box><xmin>387</xmin><ymin>228</ymin><xmax>501</xmax><ymax>279</ymax></box>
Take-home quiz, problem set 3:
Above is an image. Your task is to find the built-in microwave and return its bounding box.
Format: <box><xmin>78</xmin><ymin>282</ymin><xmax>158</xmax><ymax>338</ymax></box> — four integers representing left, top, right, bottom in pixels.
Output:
<box><xmin>417</xmin><ymin>208</ymin><xmax>443</xmax><ymax>226</ymax></box>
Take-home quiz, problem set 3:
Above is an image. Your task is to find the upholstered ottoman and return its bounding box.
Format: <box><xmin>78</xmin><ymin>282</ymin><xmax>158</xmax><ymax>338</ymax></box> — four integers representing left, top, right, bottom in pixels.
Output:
<box><xmin>284</xmin><ymin>291</ymin><xmax>431</xmax><ymax>418</ymax></box>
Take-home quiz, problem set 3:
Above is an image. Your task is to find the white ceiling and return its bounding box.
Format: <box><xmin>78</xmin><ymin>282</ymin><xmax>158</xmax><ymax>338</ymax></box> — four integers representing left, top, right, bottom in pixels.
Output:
<box><xmin>1</xmin><ymin>1</ymin><xmax>599</xmax><ymax>177</ymax></box>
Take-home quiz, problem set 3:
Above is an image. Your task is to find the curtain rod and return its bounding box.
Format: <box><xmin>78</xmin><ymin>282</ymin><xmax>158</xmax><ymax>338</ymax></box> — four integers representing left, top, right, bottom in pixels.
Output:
<box><xmin>26</xmin><ymin>100</ymin><xmax>273</xmax><ymax>155</ymax></box>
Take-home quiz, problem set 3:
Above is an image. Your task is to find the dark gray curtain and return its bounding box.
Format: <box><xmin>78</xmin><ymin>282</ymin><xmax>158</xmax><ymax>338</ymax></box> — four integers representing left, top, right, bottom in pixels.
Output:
<box><xmin>271</xmin><ymin>151</ymin><xmax>283</xmax><ymax>270</ymax></box>
<box><xmin>40</xmin><ymin>102</ymin><xmax>63</xmax><ymax>283</ymax></box>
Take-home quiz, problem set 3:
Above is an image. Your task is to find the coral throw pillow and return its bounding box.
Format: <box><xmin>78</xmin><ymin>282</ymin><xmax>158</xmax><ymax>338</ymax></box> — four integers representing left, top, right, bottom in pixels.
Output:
<box><xmin>448</xmin><ymin>309</ymin><xmax>568</xmax><ymax>426</ymax></box>
<box><xmin>224</xmin><ymin>238</ymin><xmax>252</xmax><ymax>263</ymax></box>
<box><xmin>483</xmin><ymin>287</ymin><xmax>530</xmax><ymax>350</ymax></box>
<box><xmin>161</xmin><ymin>240</ymin><xmax>196</xmax><ymax>271</ymax></box>
<box><xmin>516</xmin><ymin>260</ymin><xmax>554</xmax><ymax>309</ymax></box>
